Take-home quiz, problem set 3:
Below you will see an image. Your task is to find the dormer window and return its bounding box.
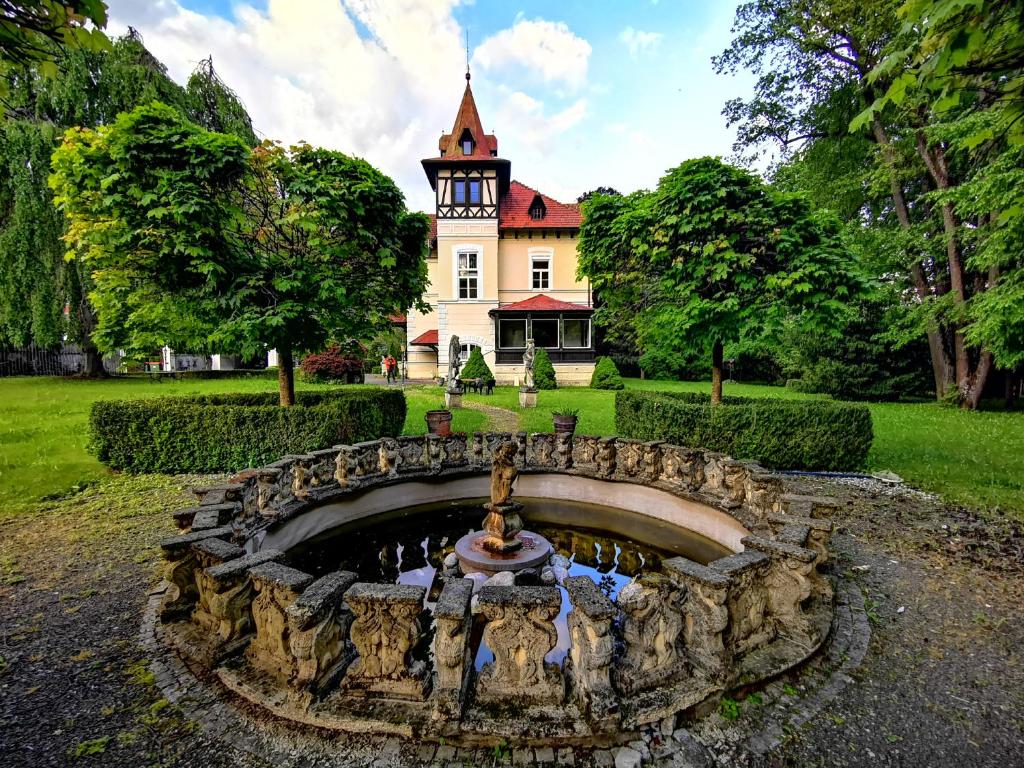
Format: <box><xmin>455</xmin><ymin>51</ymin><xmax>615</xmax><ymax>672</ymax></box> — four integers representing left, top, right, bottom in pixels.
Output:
<box><xmin>459</xmin><ymin>128</ymin><xmax>474</xmax><ymax>156</ymax></box>
<box><xmin>529</xmin><ymin>195</ymin><xmax>546</xmax><ymax>221</ymax></box>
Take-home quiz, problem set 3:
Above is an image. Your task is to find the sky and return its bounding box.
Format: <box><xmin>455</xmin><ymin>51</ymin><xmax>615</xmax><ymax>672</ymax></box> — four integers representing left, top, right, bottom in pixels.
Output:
<box><xmin>105</xmin><ymin>0</ymin><xmax>755</xmax><ymax>212</ymax></box>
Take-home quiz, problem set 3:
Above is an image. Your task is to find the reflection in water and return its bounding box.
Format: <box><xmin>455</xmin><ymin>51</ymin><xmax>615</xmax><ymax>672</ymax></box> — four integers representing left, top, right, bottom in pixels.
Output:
<box><xmin>287</xmin><ymin>497</ymin><xmax>730</xmax><ymax>670</ymax></box>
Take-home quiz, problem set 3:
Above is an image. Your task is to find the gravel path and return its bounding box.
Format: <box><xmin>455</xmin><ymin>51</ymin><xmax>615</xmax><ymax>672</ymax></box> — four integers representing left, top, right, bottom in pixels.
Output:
<box><xmin>1</xmin><ymin>473</ymin><xmax>1021</xmax><ymax>767</ymax></box>
<box><xmin>462</xmin><ymin>399</ymin><xmax>521</xmax><ymax>432</ymax></box>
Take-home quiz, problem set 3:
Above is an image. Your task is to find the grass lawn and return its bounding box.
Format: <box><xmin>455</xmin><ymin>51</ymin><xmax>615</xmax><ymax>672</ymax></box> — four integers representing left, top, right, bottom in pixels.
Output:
<box><xmin>0</xmin><ymin>375</ymin><xmax>1020</xmax><ymax>519</ymax></box>
<box><xmin>0</xmin><ymin>377</ymin><xmax>482</xmax><ymax>513</ymax></box>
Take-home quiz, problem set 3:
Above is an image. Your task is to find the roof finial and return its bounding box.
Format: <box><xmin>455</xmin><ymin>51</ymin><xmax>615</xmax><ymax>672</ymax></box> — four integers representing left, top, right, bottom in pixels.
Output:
<box><xmin>465</xmin><ymin>29</ymin><xmax>471</xmax><ymax>81</ymax></box>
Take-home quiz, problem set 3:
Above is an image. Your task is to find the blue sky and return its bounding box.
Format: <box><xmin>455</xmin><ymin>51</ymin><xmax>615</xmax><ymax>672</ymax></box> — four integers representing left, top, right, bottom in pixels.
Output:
<box><xmin>107</xmin><ymin>0</ymin><xmax>753</xmax><ymax>210</ymax></box>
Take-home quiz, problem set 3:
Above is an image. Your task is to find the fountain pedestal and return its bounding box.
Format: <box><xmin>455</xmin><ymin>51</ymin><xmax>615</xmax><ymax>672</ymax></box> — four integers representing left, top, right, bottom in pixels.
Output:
<box><xmin>455</xmin><ymin>500</ymin><xmax>551</xmax><ymax>574</ymax></box>
<box><xmin>481</xmin><ymin>501</ymin><xmax>523</xmax><ymax>553</ymax></box>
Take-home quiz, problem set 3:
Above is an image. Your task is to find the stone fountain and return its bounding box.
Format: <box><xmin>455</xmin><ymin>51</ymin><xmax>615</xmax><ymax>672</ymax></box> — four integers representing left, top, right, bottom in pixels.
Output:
<box><xmin>454</xmin><ymin>440</ymin><xmax>553</xmax><ymax>573</ymax></box>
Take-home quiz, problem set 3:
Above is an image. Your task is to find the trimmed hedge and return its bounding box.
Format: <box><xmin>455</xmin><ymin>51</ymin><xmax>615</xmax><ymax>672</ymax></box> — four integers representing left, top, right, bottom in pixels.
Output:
<box><xmin>459</xmin><ymin>347</ymin><xmax>494</xmax><ymax>382</ymax></box>
<box><xmin>534</xmin><ymin>348</ymin><xmax>557</xmax><ymax>390</ymax></box>
<box><xmin>590</xmin><ymin>356</ymin><xmax>625</xmax><ymax>390</ymax></box>
<box><xmin>90</xmin><ymin>388</ymin><xmax>406</xmax><ymax>473</ymax></box>
<box><xmin>614</xmin><ymin>390</ymin><xmax>872</xmax><ymax>471</ymax></box>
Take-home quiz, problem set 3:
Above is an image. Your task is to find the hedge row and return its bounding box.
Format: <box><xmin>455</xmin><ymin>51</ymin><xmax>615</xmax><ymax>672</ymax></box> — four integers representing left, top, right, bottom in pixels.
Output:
<box><xmin>90</xmin><ymin>388</ymin><xmax>406</xmax><ymax>473</ymax></box>
<box><xmin>614</xmin><ymin>390</ymin><xmax>873</xmax><ymax>471</ymax></box>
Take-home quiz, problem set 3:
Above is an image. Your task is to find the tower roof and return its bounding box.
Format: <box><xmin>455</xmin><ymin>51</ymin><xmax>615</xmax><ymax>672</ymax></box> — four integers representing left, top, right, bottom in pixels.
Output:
<box><xmin>436</xmin><ymin>78</ymin><xmax>498</xmax><ymax>160</ymax></box>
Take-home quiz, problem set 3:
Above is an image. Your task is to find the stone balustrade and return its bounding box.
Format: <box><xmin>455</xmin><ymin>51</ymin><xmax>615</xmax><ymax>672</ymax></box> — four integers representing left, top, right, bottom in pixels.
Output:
<box><xmin>156</xmin><ymin>431</ymin><xmax>840</xmax><ymax>745</ymax></box>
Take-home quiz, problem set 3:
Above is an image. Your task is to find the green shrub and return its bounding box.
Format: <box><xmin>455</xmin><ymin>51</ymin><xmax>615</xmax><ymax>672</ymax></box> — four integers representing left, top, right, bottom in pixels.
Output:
<box><xmin>533</xmin><ymin>348</ymin><xmax>557</xmax><ymax>390</ymax></box>
<box><xmin>590</xmin><ymin>356</ymin><xmax>624</xmax><ymax>390</ymax></box>
<box><xmin>614</xmin><ymin>390</ymin><xmax>872</xmax><ymax>470</ymax></box>
<box><xmin>89</xmin><ymin>388</ymin><xmax>405</xmax><ymax>473</ymax></box>
<box><xmin>458</xmin><ymin>347</ymin><xmax>493</xmax><ymax>382</ymax></box>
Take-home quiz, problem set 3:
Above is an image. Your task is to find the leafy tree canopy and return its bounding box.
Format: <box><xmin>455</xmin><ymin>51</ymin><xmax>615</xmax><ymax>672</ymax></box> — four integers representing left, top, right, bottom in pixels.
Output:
<box><xmin>579</xmin><ymin>156</ymin><xmax>862</xmax><ymax>403</ymax></box>
<box><xmin>51</xmin><ymin>102</ymin><xmax>430</xmax><ymax>404</ymax></box>
<box><xmin>0</xmin><ymin>1</ymin><xmax>109</xmax><ymax>103</ymax></box>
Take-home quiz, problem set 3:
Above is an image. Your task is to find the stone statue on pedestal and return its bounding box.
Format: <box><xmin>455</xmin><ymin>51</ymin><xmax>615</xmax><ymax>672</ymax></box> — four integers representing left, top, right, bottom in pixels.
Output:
<box><xmin>447</xmin><ymin>335</ymin><xmax>462</xmax><ymax>393</ymax></box>
<box><xmin>522</xmin><ymin>339</ymin><xmax>536</xmax><ymax>392</ymax></box>
<box><xmin>481</xmin><ymin>441</ymin><xmax>523</xmax><ymax>553</ymax></box>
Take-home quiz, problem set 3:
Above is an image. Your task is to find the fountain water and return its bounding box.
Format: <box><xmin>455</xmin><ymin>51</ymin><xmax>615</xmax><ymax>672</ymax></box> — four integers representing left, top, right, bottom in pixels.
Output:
<box><xmin>453</xmin><ymin>440</ymin><xmax>553</xmax><ymax>573</ymax></box>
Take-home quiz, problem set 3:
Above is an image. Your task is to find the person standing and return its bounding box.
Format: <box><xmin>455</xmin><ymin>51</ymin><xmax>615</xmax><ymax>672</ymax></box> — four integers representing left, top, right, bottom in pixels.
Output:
<box><xmin>386</xmin><ymin>354</ymin><xmax>397</xmax><ymax>383</ymax></box>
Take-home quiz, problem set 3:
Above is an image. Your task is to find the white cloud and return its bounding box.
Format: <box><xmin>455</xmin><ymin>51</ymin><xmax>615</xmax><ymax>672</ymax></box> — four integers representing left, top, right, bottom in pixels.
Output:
<box><xmin>472</xmin><ymin>17</ymin><xmax>591</xmax><ymax>89</ymax></box>
<box><xmin>619</xmin><ymin>26</ymin><xmax>663</xmax><ymax>57</ymax></box>
<box><xmin>106</xmin><ymin>0</ymin><xmax>467</xmax><ymax>210</ymax></box>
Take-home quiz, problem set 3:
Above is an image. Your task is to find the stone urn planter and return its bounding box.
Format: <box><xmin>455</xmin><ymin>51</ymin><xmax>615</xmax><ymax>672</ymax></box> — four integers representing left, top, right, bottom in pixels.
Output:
<box><xmin>425</xmin><ymin>409</ymin><xmax>453</xmax><ymax>436</ymax></box>
<box><xmin>552</xmin><ymin>410</ymin><xmax>579</xmax><ymax>436</ymax></box>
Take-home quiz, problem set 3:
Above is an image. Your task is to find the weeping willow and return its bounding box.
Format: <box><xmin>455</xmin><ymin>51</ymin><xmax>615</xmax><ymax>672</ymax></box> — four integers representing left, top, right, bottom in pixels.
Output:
<box><xmin>0</xmin><ymin>28</ymin><xmax>256</xmax><ymax>367</ymax></box>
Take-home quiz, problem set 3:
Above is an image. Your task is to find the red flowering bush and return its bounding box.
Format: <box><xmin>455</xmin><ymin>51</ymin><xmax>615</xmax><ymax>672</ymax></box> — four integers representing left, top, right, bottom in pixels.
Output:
<box><xmin>300</xmin><ymin>344</ymin><xmax>365</xmax><ymax>382</ymax></box>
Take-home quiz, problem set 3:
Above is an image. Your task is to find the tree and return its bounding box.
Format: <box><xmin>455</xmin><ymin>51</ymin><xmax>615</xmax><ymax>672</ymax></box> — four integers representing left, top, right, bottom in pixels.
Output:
<box><xmin>458</xmin><ymin>346</ymin><xmax>493</xmax><ymax>382</ymax></box>
<box><xmin>577</xmin><ymin>186</ymin><xmax>621</xmax><ymax>203</ymax></box>
<box><xmin>590</xmin><ymin>356</ymin><xmax>624</xmax><ymax>390</ymax></box>
<box><xmin>715</xmin><ymin>0</ymin><xmax>1023</xmax><ymax>408</ymax></box>
<box><xmin>51</xmin><ymin>103</ymin><xmax>430</xmax><ymax>405</ymax></box>
<box><xmin>533</xmin><ymin>347</ymin><xmax>557</xmax><ymax>390</ymax></box>
<box><xmin>0</xmin><ymin>1</ymin><xmax>109</xmax><ymax>103</ymax></box>
<box><xmin>0</xmin><ymin>30</ymin><xmax>255</xmax><ymax>373</ymax></box>
<box><xmin>579</xmin><ymin>157</ymin><xmax>860</xmax><ymax>404</ymax></box>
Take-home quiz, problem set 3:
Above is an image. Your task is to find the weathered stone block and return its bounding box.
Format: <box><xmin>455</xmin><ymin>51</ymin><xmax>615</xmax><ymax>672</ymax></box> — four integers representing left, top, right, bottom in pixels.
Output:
<box><xmin>711</xmin><ymin>550</ymin><xmax>773</xmax><ymax>657</ymax></box>
<box><xmin>245</xmin><ymin>562</ymin><xmax>314</xmax><ymax>681</ymax></box>
<box><xmin>432</xmin><ymin>578</ymin><xmax>473</xmax><ymax>719</ymax></box>
<box><xmin>529</xmin><ymin>433</ymin><xmax>557</xmax><ymax>468</ymax></box>
<box><xmin>342</xmin><ymin>582</ymin><xmax>430</xmax><ymax>700</ymax></box>
<box><xmin>742</xmin><ymin>535</ymin><xmax>819</xmax><ymax>646</ymax></box>
<box><xmin>287</xmin><ymin>570</ymin><xmax>358</xmax><ymax>694</ymax></box>
<box><xmin>172</xmin><ymin>503</ymin><xmax>237</xmax><ymax>530</ymax></box>
<box><xmin>565</xmin><ymin>576</ymin><xmax>618</xmax><ymax>726</ymax></box>
<box><xmin>194</xmin><ymin>548</ymin><xmax>284</xmax><ymax>649</ymax></box>
<box><xmin>158</xmin><ymin>526</ymin><xmax>233</xmax><ymax>619</ymax></box>
<box><xmin>475</xmin><ymin>586</ymin><xmax>564</xmax><ymax>705</ymax></box>
<box><xmin>397</xmin><ymin>436</ymin><xmax>428</xmax><ymax>473</ymax></box>
<box><xmin>614</xmin><ymin>574</ymin><xmax>687</xmax><ymax>695</ymax></box>
<box><xmin>663</xmin><ymin>557</ymin><xmax>731</xmax><ymax>680</ymax></box>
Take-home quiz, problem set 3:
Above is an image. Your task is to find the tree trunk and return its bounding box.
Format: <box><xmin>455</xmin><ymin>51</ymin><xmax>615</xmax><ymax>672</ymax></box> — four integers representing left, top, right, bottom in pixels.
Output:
<box><xmin>278</xmin><ymin>345</ymin><xmax>295</xmax><ymax>407</ymax></box>
<box><xmin>76</xmin><ymin>301</ymin><xmax>106</xmax><ymax>377</ymax></box>
<box><xmin>914</xmin><ymin>134</ymin><xmax>995</xmax><ymax>409</ymax></box>
<box><xmin>872</xmin><ymin>118</ymin><xmax>954</xmax><ymax>399</ymax></box>
<box><xmin>711</xmin><ymin>340</ymin><xmax>724</xmax><ymax>405</ymax></box>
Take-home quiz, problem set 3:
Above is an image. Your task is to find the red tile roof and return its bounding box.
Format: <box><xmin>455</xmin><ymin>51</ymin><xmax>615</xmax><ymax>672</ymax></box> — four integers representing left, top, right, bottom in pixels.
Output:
<box><xmin>499</xmin><ymin>181</ymin><xmax>581</xmax><ymax>230</ymax></box>
<box><xmin>389</xmin><ymin>314</ymin><xmax>406</xmax><ymax>325</ymax></box>
<box><xmin>494</xmin><ymin>294</ymin><xmax>592</xmax><ymax>312</ymax></box>
<box><xmin>410</xmin><ymin>329</ymin><xmax>439</xmax><ymax>345</ymax></box>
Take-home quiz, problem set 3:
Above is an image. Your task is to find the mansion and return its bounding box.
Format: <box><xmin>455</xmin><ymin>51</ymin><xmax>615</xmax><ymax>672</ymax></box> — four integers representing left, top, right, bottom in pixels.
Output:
<box><xmin>406</xmin><ymin>72</ymin><xmax>596</xmax><ymax>385</ymax></box>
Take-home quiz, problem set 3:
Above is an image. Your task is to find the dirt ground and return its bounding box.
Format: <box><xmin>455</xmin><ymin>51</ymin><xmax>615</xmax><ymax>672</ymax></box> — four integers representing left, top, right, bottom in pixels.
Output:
<box><xmin>1</xmin><ymin>473</ymin><xmax>1022</xmax><ymax>767</ymax></box>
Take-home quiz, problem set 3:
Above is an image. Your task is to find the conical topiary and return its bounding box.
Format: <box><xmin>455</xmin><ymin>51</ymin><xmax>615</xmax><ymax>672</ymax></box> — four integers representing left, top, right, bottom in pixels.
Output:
<box><xmin>590</xmin><ymin>356</ymin><xmax>624</xmax><ymax>390</ymax></box>
<box><xmin>533</xmin><ymin>347</ymin><xmax>557</xmax><ymax>390</ymax></box>
<box><xmin>459</xmin><ymin>347</ymin><xmax>493</xmax><ymax>381</ymax></box>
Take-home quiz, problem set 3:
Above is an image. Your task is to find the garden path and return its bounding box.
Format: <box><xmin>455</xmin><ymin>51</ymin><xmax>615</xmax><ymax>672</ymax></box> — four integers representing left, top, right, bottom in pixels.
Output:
<box><xmin>461</xmin><ymin>399</ymin><xmax>520</xmax><ymax>432</ymax></box>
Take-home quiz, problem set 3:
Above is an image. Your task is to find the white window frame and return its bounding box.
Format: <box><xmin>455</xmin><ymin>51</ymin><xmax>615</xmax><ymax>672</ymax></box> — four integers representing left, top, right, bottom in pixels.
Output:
<box><xmin>528</xmin><ymin>247</ymin><xmax>553</xmax><ymax>291</ymax></box>
<box><xmin>452</xmin><ymin>245</ymin><xmax>483</xmax><ymax>300</ymax></box>
<box><xmin>561</xmin><ymin>317</ymin><xmax>592</xmax><ymax>349</ymax></box>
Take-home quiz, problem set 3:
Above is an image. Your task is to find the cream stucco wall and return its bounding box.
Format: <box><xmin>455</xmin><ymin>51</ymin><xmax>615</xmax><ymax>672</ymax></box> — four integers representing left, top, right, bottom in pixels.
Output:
<box><xmin>406</xmin><ymin>219</ymin><xmax>594</xmax><ymax>382</ymax></box>
<box><xmin>496</xmin><ymin>236</ymin><xmax>589</xmax><ymax>305</ymax></box>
